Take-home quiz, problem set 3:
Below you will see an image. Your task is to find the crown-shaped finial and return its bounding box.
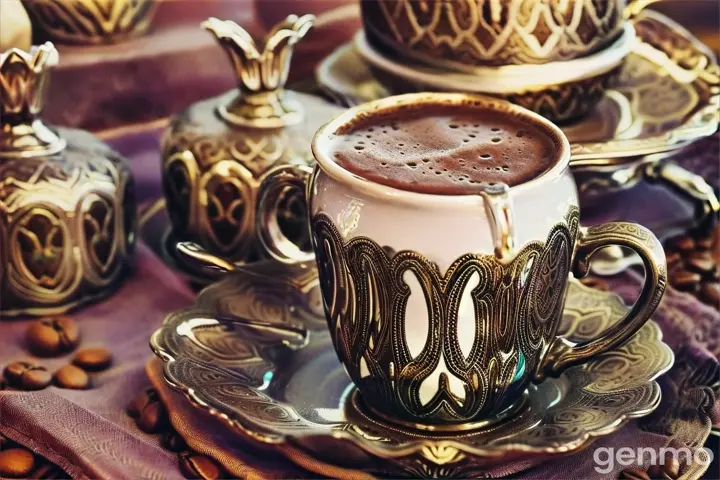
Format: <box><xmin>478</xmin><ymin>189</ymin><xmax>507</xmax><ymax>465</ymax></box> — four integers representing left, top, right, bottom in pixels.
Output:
<box><xmin>0</xmin><ymin>42</ymin><xmax>65</xmax><ymax>158</ymax></box>
<box><xmin>203</xmin><ymin>15</ymin><xmax>315</xmax><ymax>128</ymax></box>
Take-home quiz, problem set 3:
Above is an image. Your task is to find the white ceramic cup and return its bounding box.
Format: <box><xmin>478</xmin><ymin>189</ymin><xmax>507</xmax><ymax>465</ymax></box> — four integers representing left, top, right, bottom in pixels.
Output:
<box><xmin>256</xmin><ymin>93</ymin><xmax>667</xmax><ymax>426</ymax></box>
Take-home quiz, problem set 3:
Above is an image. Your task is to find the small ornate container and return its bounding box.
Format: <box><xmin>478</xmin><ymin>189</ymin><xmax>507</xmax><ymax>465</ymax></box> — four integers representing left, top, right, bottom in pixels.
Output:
<box><xmin>0</xmin><ymin>43</ymin><xmax>136</xmax><ymax>316</ymax></box>
<box><xmin>162</xmin><ymin>15</ymin><xmax>342</xmax><ymax>266</ymax></box>
<box><xmin>22</xmin><ymin>0</ymin><xmax>155</xmax><ymax>44</ymax></box>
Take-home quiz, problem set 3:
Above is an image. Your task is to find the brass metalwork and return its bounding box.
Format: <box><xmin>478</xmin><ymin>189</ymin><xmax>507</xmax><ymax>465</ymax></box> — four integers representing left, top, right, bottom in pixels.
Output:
<box><xmin>22</xmin><ymin>0</ymin><xmax>155</xmax><ymax>45</ymax></box>
<box><xmin>0</xmin><ymin>44</ymin><xmax>65</xmax><ymax>158</ymax></box>
<box><xmin>0</xmin><ymin>44</ymin><xmax>136</xmax><ymax>316</ymax></box>
<box><xmin>361</xmin><ymin>0</ymin><xmax>627</xmax><ymax>68</ymax></box>
<box><xmin>161</xmin><ymin>16</ymin><xmax>341</xmax><ymax>266</ymax></box>
<box><xmin>309</xmin><ymin>207</ymin><xmax>666</xmax><ymax>424</ymax></box>
<box><xmin>151</xmin><ymin>261</ymin><xmax>674</xmax><ymax>478</ymax></box>
<box><xmin>317</xmin><ymin>11</ymin><xmax>718</xmax><ymax>160</ymax></box>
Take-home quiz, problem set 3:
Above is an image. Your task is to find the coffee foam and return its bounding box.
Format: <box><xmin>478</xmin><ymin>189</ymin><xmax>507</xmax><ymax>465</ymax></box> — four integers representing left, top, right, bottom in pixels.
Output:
<box><xmin>327</xmin><ymin>104</ymin><xmax>560</xmax><ymax>195</ymax></box>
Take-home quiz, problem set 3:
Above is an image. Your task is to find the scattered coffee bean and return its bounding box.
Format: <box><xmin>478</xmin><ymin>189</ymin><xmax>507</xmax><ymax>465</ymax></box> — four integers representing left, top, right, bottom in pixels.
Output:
<box><xmin>661</xmin><ymin>451</ymin><xmax>681</xmax><ymax>478</ymax></box>
<box><xmin>699</xmin><ymin>282</ymin><xmax>720</xmax><ymax>307</ymax></box>
<box><xmin>161</xmin><ymin>431</ymin><xmax>188</xmax><ymax>452</ymax></box>
<box><xmin>697</xmin><ymin>236</ymin><xmax>713</xmax><ymax>250</ymax></box>
<box><xmin>0</xmin><ymin>448</ymin><xmax>35</xmax><ymax>478</ymax></box>
<box><xmin>138</xmin><ymin>401</ymin><xmax>169</xmax><ymax>433</ymax></box>
<box><xmin>128</xmin><ymin>388</ymin><xmax>160</xmax><ymax>418</ymax></box>
<box><xmin>647</xmin><ymin>464</ymin><xmax>673</xmax><ymax>479</ymax></box>
<box><xmin>73</xmin><ymin>347</ymin><xmax>112</xmax><ymax>372</ymax></box>
<box><xmin>178</xmin><ymin>452</ymin><xmax>222</xmax><ymax>480</ymax></box>
<box><xmin>665</xmin><ymin>251</ymin><xmax>682</xmax><ymax>267</ymax></box>
<box><xmin>130</xmin><ymin>388</ymin><xmax>169</xmax><ymax>433</ymax></box>
<box><xmin>54</xmin><ymin>364</ymin><xmax>90</xmax><ymax>390</ymax></box>
<box><xmin>669</xmin><ymin>270</ymin><xmax>702</xmax><ymax>292</ymax></box>
<box><xmin>687</xmin><ymin>252</ymin><xmax>714</xmax><ymax>274</ymax></box>
<box><xmin>3</xmin><ymin>361</ymin><xmax>52</xmax><ymax>391</ymax></box>
<box><xmin>672</xmin><ymin>235</ymin><xmax>695</xmax><ymax>252</ymax></box>
<box><xmin>25</xmin><ymin>316</ymin><xmax>79</xmax><ymax>357</ymax></box>
<box><xmin>618</xmin><ymin>467</ymin><xmax>650</xmax><ymax>480</ymax></box>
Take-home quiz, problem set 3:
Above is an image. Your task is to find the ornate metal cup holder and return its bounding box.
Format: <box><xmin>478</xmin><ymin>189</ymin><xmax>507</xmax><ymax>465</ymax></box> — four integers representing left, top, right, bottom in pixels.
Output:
<box><xmin>151</xmin><ymin>260</ymin><xmax>674</xmax><ymax>477</ymax></box>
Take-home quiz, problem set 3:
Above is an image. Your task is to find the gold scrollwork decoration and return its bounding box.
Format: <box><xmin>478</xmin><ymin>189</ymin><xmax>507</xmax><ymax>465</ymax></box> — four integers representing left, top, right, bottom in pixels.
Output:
<box><xmin>22</xmin><ymin>0</ymin><xmax>156</xmax><ymax>45</ymax></box>
<box><xmin>311</xmin><ymin>207</ymin><xmax>579</xmax><ymax>424</ymax></box>
<box><xmin>361</xmin><ymin>0</ymin><xmax>625</xmax><ymax>68</ymax></box>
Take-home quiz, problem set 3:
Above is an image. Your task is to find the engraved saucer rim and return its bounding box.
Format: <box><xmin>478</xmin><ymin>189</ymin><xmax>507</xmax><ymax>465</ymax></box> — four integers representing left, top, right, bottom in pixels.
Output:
<box><xmin>315</xmin><ymin>9</ymin><xmax>719</xmax><ymax>163</ymax></box>
<box><xmin>150</xmin><ymin>279</ymin><xmax>674</xmax><ymax>464</ymax></box>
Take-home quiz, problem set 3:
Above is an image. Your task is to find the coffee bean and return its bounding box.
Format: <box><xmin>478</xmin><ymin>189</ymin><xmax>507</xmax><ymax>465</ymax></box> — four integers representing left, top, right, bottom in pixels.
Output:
<box><xmin>178</xmin><ymin>452</ymin><xmax>222</xmax><ymax>480</ymax></box>
<box><xmin>699</xmin><ymin>282</ymin><xmax>720</xmax><ymax>307</ymax></box>
<box><xmin>161</xmin><ymin>431</ymin><xmax>188</xmax><ymax>452</ymax></box>
<box><xmin>665</xmin><ymin>251</ymin><xmax>682</xmax><ymax>267</ymax></box>
<box><xmin>670</xmin><ymin>270</ymin><xmax>702</xmax><ymax>292</ymax></box>
<box><xmin>672</xmin><ymin>235</ymin><xmax>695</xmax><ymax>252</ymax></box>
<box><xmin>137</xmin><ymin>400</ymin><xmax>168</xmax><ymax>433</ymax></box>
<box><xmin>54</xmin><ymin>364</ymin><xmax>90</xmax><ymax>390</ymax></box>
<box><xmin>711</xmin><ymin>225</ymin><xmax>720</xmax><ymax>262</ymax></box>
<box><xmin>128</xmin><ymin>388</ymin><xmax>160</xmax><ymax>418</ymax></box>
<box><xmin>0</xmin><ymin>448</ymin><xmax>35</xmax><ymax>478</ymax></box>
<box><xmin>647</xmin><ymin>464</ymin><xmax>672</xmax><ymax>479</ymax></box>
<box><xmin>26</xmin><ymin>316</ymin><xmax>79</xmax><ymax>357</ymax></box>
<box><xmin>687</xmin><ymin>252</ymin><xmax>715</xmax><ymax>275</ymax></box>
<box><xmin>661</xmin><ymin>451</ymin><xmax>681</xmax><ymax>479</ymax></box>
<box><xmin>619</xmin><ymin>468</ymin><xmax>650</xmax><ymax>480</ymax></box>
<box><xmin>697</xmin><ymin>236</ymin><xmax>713</xmax><ymax>250</ymax></box>
<box><xmin>3</xmin><ymin>361</ymin><xmax>51</xmax><ymax>390</ymax></box>
<box><xmin>73</xmin><ymin>347</ymin><xmax>112</xmax><ymax>372</ymax></box>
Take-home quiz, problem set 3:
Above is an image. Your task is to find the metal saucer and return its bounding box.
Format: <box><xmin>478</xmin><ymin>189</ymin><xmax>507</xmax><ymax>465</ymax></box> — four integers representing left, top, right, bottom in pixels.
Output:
<box><xmin>151</xmin><ymin>262</ymin><xmax>674</xmax><ymax>478</ymax></box>
<box><xmin>316</xmin><ymin>10</ymin><xmax>718</xmax><ymax>162</ymax></box>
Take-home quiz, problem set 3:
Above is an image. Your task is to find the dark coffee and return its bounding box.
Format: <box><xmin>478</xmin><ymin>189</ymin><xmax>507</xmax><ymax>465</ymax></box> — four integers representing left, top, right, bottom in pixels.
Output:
<box><xmin>327</xmin><ymin>103</ymin><xmax>560</xmax><ymax>195</ymax></box>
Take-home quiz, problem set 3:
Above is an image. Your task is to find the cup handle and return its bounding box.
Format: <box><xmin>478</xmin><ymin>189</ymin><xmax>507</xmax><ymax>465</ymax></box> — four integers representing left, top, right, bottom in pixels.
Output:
<box><xmin>256</xmin><ymin>164</ymin><xmax>315</xmax><ymax>264</ymax></box>
<box><xmin>534</xmin><ymin>222</ymin><xmax>667</xmax><ymax>381</ymax></box>
<box><xmin>479</xmin><ymin>182</ymin><xmax>516</xmax><ymax>261</ymax></box>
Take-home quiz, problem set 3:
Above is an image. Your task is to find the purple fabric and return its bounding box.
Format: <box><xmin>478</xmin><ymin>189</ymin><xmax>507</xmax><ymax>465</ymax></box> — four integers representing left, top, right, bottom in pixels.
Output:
<box><xmin>0</xmin><ymin>244</ymin><xmax>195</xmax><ymax>479</ymax></box>
<box><xmin>0</xmin><ymin>130</ymin><xmax>717</xmax><ymax>479</ymax></box>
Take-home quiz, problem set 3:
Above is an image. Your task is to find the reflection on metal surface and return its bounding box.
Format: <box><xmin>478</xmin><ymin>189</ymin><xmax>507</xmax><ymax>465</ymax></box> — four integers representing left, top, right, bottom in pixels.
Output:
<box><xmin>22</xmin><ymin>0</ymin><xmax>156</xmax><ymax>45</ymax></box>
<box><xmin>162</xmin><ymin>16</ymin><xmax>341</xmax><ymax>267</ymax></box>
<box><xmin>0</xmin><ymin>44</ymin><xmax>136</xmax><ymax>316</ymax></box>
<box><xmin>316</xmin><ymin>11</ymin><xmax>718</xmax><ymax>161</ymax></box>
<box><xmin>151</xmin><ymin>263</ymin><xmax>673</xmax><ymax>478</ymax></box>
<box><xmin>361</xmin><ymin>0</ymin><xmax>627</xmax><ymax>68</ymax></box>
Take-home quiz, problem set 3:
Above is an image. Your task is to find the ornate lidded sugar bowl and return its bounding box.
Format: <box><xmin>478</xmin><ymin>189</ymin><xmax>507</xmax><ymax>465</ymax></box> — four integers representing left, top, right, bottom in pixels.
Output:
<box><xmin>162</xmin><ymin>15</ymin><xmax>342</xmax><ymax>266</ymax></box>
<box><xmin>22</xmin><ymin>0</ymin><xmax>156</xmax><ymax>44</ymax></box>
<box><xmin>0</xmin><ymin>43</ymin><xmax>136</xmax><ymax>316</ymax></box>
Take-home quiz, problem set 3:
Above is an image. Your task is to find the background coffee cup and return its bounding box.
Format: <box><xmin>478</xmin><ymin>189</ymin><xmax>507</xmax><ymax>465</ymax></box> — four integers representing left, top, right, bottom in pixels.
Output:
<box><xmin>355</xmin><ymin>23</ymin><xmax>636</xmax><ymax>123</ymax></box>
<box><xmin>254</xmin><ymin>93</ymin><xmax>667</xmax><ymax>426</ymax></box>
<box><xmin>360</xmin><ymin>0</ymin><xmax>657</xmax><ymax>70</ymax></box>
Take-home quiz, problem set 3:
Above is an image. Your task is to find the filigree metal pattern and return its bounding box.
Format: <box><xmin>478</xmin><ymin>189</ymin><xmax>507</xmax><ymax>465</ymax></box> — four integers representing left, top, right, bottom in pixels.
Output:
<box><xmin>151</xmin><ymin>262</ymin><xmax>673</xmax><ymax>478</ymax></box>
<box><xmin>0</xmin><ymin>129</ymin><xmax>136</xmax><ymax>316</ymax></box>
<box><xmin>0</xmin><ymin>44</ymin><xmax>135</xmax><ymax>316</ymax></box>
<box><xmin>161</xmin><ymin>16</ymin><xmax>341</xmax><ymax>266</ymax></box>
<box><xmin>311</xmin><ymin>208</ymin><xmax>579</xmax><ymax>424</ymax></box>
<box><xmin>361</xmin><ymin>0</ymin><xmax>624</xmax><ymax>68</ymax></box>
<box><xmin>316</xmin><ymin>11</ymin><xmax>718</xmax><ymax>160</ymax></box>
<box><xmin>22</xmin><ymin>0</ymin><xmax>155</xmax><ymax>45</ymax></box>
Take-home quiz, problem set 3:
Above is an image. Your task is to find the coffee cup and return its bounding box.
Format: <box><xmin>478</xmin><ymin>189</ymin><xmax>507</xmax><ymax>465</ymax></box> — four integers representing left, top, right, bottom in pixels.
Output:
<box><xmin>360</xmin><ymin>0</ymin><xmax>655</xmax><ymax>69</ymax></box>
<box><xmin>254</xmin><ymin>92</ymin><xmax>666</xmax><ymax>426</ymax></box>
